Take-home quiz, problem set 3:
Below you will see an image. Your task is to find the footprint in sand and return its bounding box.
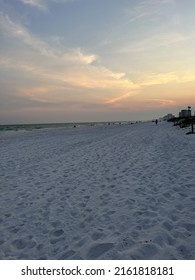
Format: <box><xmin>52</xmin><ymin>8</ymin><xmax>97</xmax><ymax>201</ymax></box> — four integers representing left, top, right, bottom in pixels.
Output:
<box><xmin>86</xmin><ymin>243</ymin><xmax>114</xmax><ymax>259</ymax></box>
<box><xmin>175</xmin><ymin>204</ymin><xmax>183</xmax><ymax>211</ymax></box>
<box><xmin>136</xmin><ymin>243</ymin><xmax>158</xmax><ymax>259</ymax></box>
<box><xmin>182</xmin><ymin>223</ymin><xmax>195</xmax><ymax>232</ymax></box>
<box><xmin>0</xmin><ymin>239</ymin><xmax>5</xmax><ymax>246</ymax></box>
<box><xmin>50</xmin><ymin>229</ymin><xmax>66</xmax><ymax>245</ymax></box>
<box><xmin>153</xmin><ymin>230</ymin><xmax>176</xmax><ymax>247</ymax></box>
<box><xmin>177</xmin><ymin>245</ymin><xmax>193</xmax><ymax>259</ymax></box>
<box><xmin>162</xmin><ymin>221</ymin><xmax>173</xmax><ymax>231</ymax></box>
<box><xmin>58</xmin><ymin>250</ymin><xmax>76</xmax><ymax>260</ymax></box>
<box><xmin>52</xmin><ymin>229</ymin><xmax>65</xmax><ymax>237</ymax></box>
<box><xmin>91</xmin><ymin>231</ymin><xmax>104</xmax><ymax>241</ymax></box>
<box><xmin>74</xmin><ymin>238</ymin><xmax>87</xmax><ymax>248</ymax></box>
<box><xmin>11</xmin><ymin>236</ymin><xmax>36</xmax><ymax>250</ymax></box>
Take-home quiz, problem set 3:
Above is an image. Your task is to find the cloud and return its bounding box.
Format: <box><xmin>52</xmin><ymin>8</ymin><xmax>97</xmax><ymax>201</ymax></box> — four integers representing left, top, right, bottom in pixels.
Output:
<box><xmin>1</xmin><ymin>11</ymin><xmax>194</xmax><ymax>111</ymax></box>
<box><xmin>19</xmin><ymin>0</ymin><xmax>47</xmax><ymax>11</ymax></box>
<box><xmin>2</xmin><ymin>7</ymin><xmax>192</xmax><ymax>116</ymax></box>
<box><xmin>144</xmin><ymin>98</ymin><xmax>176</xmax><ymax>107</ymax></box>
<box><xmin>0</xmin><ymin>13</ymin><xmax>97</xmax><ymax>64</ymax></box>
<box><xmin>119</xmin><ymin>32</ymin><xmax>186</xmax><ymax>54</ymax></box>
<box><xmin>62</xmin><ymin>48</ymin><xmax>98</xmax><ymax>65</ymax></box>
<box><xmin>105</xmin><ymin>92</ymin><xmax>137</xmax><ymax>106</ymax></box>
<box><xmin>0</xmin><ymin>12</ymin><xmax>56</xmax><ymax>57</ymax></box>
<box><xmin>139</xmin><ymin>72</ymin><xmax>195</xmax><ymax>86</ymax></box>
<box><xmin>0</xmin><ymin>12</ymin><xmax>139</xmax><ymax>108</ymax></box>
<box><xmin>140</xmin><ymin>72</ymin><xmax>178</xmax><ymax>86</ymax></box>
<box><xmin>124</xmin><ymin>0</ymin><xmax>174</xmax><ymax>23</ymax></box>
<box><xmin>19</xmin><ymin>0</ymin><xmax>77</xmax><ymax>11</ymax></box>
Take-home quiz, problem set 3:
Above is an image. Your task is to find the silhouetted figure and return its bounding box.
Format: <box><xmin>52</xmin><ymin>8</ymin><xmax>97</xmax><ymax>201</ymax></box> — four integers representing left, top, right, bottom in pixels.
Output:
<box><xmin>155</xmin><ymin>119</ymin><xmax>158</xmax><ymax>125</ymax></box>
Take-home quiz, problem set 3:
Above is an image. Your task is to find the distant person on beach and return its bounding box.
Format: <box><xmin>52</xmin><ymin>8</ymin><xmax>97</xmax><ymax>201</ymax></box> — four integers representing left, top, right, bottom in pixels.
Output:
<box><xmin>155</xmin><ymin>119</ymin><xmax>158</xmax><ymax>125</ymax></box>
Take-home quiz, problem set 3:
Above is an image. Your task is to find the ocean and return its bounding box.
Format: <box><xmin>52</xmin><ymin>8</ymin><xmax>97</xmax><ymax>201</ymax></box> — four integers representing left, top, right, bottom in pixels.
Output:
<box><xmin>0</xmin><ymin>121</ymin><xmax>125</xmax><ymax>132</ymax></box>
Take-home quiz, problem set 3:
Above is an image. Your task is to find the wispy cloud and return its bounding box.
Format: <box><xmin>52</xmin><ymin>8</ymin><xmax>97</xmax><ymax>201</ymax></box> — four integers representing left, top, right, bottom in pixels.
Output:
<box><xmin>19</xmin><ymin>0</ymin><xmax>47</xmax><ymax>11</ymax></box>
<box><xmin>19</xmin><ymin>0</ymin><xmax>76</xmax><ymax>11</ymax></box>
<box><xmin>0</xmin><ymin>13</ymin><xmax>97</xmax><ymax>64</ymax></box>
<box><xmin>126</xmin><ymin>97</ymin><xmax>177</xmax><ymax>113</ymax></box>
<box><xmin>144</xmin><ymin>98</ymin><xmax>176</xmax><ymax>107</ymax></box>
<box><xmin>62</xmin><ymin>48</ymin><xmax>98</xmax><ymax>65</ymax></box>
<box><xmin>105</xmin><ymin>92</ymin><xmax>138</xmax><ymax>106</ymax></box>
<box><xmin>124</xmin><ymin>0</ymin><xmax>175</xmax><ymax>23</ymax></box>
<box><xmin>0</xmin><ymin>12</ymin><xmax>138</xmax><ymax>107</ymax></box>
<box><xmin>139</xmin><ymin>72</ymin><xmax>195</xmax><ymax>86</ymax></box>
<box><xmin>0</xmin><ymin>12</ymin><xmax>56</xmax><ymax>57</ymax></box>
<box><xmin>140</xmin><ymin>72</ymin><xmax>178</xmax><ymax>86</ymax></box>
<box><xmin>1</xmin><ymin>10</ymin><xmax>194</xmax><ymax>110</ymax></box>
<box><xmin>1</xmin><ymin>9</ymin><xmax>194</xmax><ymax>111</ymax></box>
<box><xmin>119</xmin><ymin>32</ymin><xmax>186</xmax><ymax>54</ymax></box>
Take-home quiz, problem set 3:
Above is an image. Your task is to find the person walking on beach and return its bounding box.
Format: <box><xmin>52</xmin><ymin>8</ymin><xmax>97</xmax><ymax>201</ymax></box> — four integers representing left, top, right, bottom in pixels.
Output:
<box><xmin>155</xmin><ymin>119</ymin><xmax>158</xmax><ymax>125</ymax></box>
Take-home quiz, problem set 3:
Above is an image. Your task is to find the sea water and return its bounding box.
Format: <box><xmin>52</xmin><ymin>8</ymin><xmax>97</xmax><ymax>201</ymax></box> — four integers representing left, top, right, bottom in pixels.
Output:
<box><xmin>0</xmin><ymin>122</ymin><xmax>124</xmax><ymax>132</ymax></box>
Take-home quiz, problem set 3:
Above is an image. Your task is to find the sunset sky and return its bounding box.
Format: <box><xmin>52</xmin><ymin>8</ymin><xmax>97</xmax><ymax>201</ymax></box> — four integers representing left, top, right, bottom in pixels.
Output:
<box><xmin>1</xmin><ymin>0</ymin><xmax>195</xmax><ymax>124</ymax></box>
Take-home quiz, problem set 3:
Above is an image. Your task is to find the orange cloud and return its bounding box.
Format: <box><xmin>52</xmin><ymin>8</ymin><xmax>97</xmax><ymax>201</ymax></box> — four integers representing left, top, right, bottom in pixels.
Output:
<box><xmin>105</xmin><ymin>91</ymin><xmax>138</xmax><ymax>105</ymax></box>
<box><xmin>144</xmin><ymin>98</ymin><xmax>177</xmax><ymax>107</ymax></box>
<box><xmin>139</xmin><ymin>72</ymin><xmax>195</xmax><ymax>87</ymax></box>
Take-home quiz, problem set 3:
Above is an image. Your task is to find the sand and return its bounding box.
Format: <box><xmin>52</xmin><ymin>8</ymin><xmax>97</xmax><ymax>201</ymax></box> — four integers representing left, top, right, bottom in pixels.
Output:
<box><xmin>0</xmin><ymin>121</ymin><xmax>195</xmax><ymax>259</ymax></box>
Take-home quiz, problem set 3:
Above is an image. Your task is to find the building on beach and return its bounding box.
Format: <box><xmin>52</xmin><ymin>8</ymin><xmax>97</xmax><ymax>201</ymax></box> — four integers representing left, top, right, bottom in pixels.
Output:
<box><xmin>179</xmin><ymin>107</ymin><xmax>191</xmax><ymax>118</ymax></box>
<box><xmin>161</xmin><ymin>113</ymin><xmax>175</xmax><ymax>121</ymax></box>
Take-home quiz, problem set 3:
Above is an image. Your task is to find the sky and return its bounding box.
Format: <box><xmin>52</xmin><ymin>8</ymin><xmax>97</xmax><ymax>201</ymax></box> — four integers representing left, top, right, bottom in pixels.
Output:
<box><xmin>1</xmin><ymin>0</ymin><xmax>195</xmax><ymax>124</ymax></box>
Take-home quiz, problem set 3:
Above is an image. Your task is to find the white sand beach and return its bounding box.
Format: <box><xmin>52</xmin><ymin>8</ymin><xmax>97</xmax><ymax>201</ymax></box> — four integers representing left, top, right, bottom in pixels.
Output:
<box><xmin>0</xmin><ymin>121</ymin><xmax>195</xmax><ymax>260</ymax></box>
